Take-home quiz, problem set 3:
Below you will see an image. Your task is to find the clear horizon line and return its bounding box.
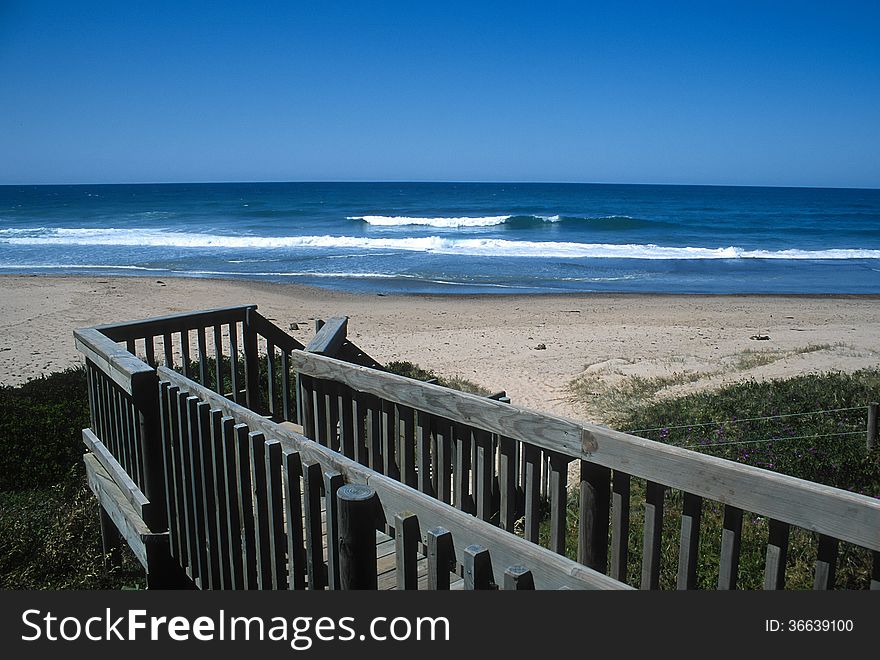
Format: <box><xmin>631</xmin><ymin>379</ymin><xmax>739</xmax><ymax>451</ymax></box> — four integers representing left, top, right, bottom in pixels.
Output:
<box><xmin>1</xmin><ymin>179</ymin><xmax>878</xmax><ymax>191</ymax></box>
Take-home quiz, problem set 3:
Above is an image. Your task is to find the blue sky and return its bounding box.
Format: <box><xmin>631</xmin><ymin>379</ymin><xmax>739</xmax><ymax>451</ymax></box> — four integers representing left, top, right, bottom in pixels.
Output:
<box><xmin>1</xmin><ymin>1</ymin><xmax>878</xmax><ymax>187</ymax></box>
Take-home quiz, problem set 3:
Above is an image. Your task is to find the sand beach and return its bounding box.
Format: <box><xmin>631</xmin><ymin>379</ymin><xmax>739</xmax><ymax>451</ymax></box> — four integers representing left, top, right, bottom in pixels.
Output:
<box><xmin>2</xmin><ymin>274</ymin><xmax>878</xmax><ymax>424</ymax></box>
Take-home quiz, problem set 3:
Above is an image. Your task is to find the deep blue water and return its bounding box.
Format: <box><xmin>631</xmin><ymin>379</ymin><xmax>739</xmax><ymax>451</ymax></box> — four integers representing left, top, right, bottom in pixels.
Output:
<box><xmin>1</xmin><ymin>182</ymin><xmax>879</xmax><ymax>294</ymax></box>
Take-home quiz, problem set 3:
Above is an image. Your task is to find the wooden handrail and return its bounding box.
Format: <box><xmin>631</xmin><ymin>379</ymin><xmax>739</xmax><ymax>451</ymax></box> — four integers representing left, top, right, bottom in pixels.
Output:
<box><xmin>94</xmin><ymin>305</ymin><xmax>257</xmax><ymax>342</ymax></box>
<box><xmin>288</xmin><ymin>350</ymin><xmax>880</xmax><ymax>552</ymax></box>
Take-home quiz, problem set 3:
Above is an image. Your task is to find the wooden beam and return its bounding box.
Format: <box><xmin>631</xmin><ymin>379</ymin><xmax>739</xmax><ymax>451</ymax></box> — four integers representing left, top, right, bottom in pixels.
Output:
<box><xmin>304</xmin><ymin>316</ymin><xmax>348</xmax><ymax>356</ymax></box>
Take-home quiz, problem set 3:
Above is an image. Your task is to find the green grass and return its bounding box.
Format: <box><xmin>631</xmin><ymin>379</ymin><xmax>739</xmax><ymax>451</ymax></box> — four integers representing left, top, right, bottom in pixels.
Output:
<box><xmin>0</xmin><ymin>368</ymin><xmax>144</xmax><ymax>589</ymax></box>
<box><xmin>385</xmin><ymin>360</ymin><xmax>491</xmax><ymax>396</ymax></box>
<box><xmin>556</xmin><ymin>368</ymin><xmax>880</xmax><ymax>589</ymax></box>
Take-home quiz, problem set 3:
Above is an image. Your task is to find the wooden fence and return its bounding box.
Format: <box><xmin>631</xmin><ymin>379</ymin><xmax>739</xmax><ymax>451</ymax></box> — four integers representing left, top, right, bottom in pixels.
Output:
<box><xmin>75</xmin><ymin>305</ymin><xmax>880</xmax><ymax>590</ymax></box>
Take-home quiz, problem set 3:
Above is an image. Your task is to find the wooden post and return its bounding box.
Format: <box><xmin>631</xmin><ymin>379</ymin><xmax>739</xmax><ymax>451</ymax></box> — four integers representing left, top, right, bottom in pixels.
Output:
<box><xmin>337</xmin><ymin>484</ymin><xmax>378</xmax><ymax>590</ymax></box>
<box><xmin>395</xmin><ymin>512</ymin><xmax>420</xmax><ymax>590</ymax></box>
<box><xmin>464</xmin><ymin>544</ymin><xmax>496</xmax><ymax>590</ymax></box>
<box><xmin>426</xmin><ymin>527</ymin><xmax>455</xmax><ymax>590</ymax></box>
<box><xmin>503</xmin><ymin>565</ymin><xmax>535</xmax><ymax>590</ymax></box>
<box><xmin>578</xmin><ymin>461</ymin><xmax>610</xmax><ymax>573</ymax></box>
<box><xmin>868</xmin><ymin>402</ymin><xmax>878</xmax><ymax>451</ymax></box>
<box><xmin>130</xmin><ymin>370</ymin><xmax>168</xmax><ymax>535</ymax></box>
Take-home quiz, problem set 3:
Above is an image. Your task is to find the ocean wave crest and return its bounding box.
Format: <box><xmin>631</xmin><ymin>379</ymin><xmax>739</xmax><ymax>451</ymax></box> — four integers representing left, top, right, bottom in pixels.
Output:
<box><xmin>348</xmin><ymin>214</ymin><xmax>641</xmax><ymax>229</ymax></box>
<box><xmin>2</xmin><ymin>227</ymin><xmax>879</xmax><ymax>260</ymax></box>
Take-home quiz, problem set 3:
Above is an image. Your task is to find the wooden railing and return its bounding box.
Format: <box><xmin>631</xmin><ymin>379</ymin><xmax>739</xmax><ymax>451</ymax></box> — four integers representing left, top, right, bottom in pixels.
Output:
<box><xmin>75</xmin><ymin>305</ymin><xmax>880</xmax><ymax>590</ymax></box>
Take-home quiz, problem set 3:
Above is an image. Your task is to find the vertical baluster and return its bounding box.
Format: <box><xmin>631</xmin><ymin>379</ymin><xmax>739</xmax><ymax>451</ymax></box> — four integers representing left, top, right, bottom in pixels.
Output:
<box><xmin>763</xmin><ymin>519</ymin><xmax>789</xmax><ymax>590</ymax></box>
<box><xmin>158</xmin><ymin>383</ymin><xmax>177</xmax><ymax>559</ymax></box>
<box><xmin>196</xmin><ymin>401</ymin><xmax>220</xmax><ymax>589</ymax></box>
<box><xmin>352</xmin><ymin>394</ymin><xmax>369</xmax><ymax>466</ymax></box>
<box><xmin>339</xmin><ymin>387</ymin><xmax>355</xmax><ymax>458</ymax></box>
<box><xmin>282</xmin><ymin>449</ymin><xmax>306</xmax><ymax>590</ymax></box>
<box><xmin>265</xmin><ymin>439</ymin><xmax>288</xmax><ymax>590</ymax></box>
<box><xmin>382</xmin><ymin>400</ymin><xmax>400</xmax><ymax>480</ymax></box>
<box><xmin>718</xmin><ymin>505</ymin><xmax>744</xmax><ymax>590</ymax></box>
<box><xmin>395</xmin><ymin>512</ymin><xmax>420</xmax><ymax>590</ymax></box>
<box><xmin>416</xmin><ymin>411</ymin><xmax>434</xmax><ymax>497</ymax></box>
<box><xmin>213</xmin><ymin>324</ymin><xmax>224</xmax><ymax>395</ymax></box>
<box><xmin>366</xmin><ymin>394</ymin><xmax>383</xmax><ymax>472</ymax></box>
<box><xmin>498</xmin><ymin>437</ymin><xmax>517</xmax><ymax>532</ymax></box>
<box><xmin>504</xmin><ymin>566</ymin><xmax>535</xmax><ymax>590</ymax></box>
<box><xmin>210</xmin><ymin>409</ymin><xmax>232</xmax><ymax>589</ymax></box>
<box><xmin>677</xmin><ymin>493</ymin><xmax>702</xmax><ymax>590</ymax></box>
<box><xmin>221</xmin><ymin>417</ymin><xmax>244</xmax><ymax>589</ymax></box>
<box><xmin>454</xmin><ymin>424</ymin><xmax>474</xmax><ymax>514</ymax></box>
<box><xmin>180</xmin><ymin>330</ymin><xmax>191</xmax><ymax>379</ymax></box>
<box><xmin>548</xmin><ymin>453</ymin><xmax>569</xmax><ymax>555</ymax></box>
<box><xmin>464</xmin><ymin>544</ymin><xmax>495</xmax><ymax>590</ymax></box>
<box><xmin>399</xmin><ymin>406</ymin><xmax>417</xmax><ymax>488</ymax></box>
<box><xmin>182</xmin><ymin>395</ymin><xmax>204</xmax><ymax>585</ymax></box>
<box><xmin>229</xmin><ymin>322</ymin><xmax>239</xmax><ymax>403</ymax></box>
<box><xmin>234</xmin><ymin>424</ymin><xmax>258</xmax><ymax>590</ymax></box>
<box><xmin>163</xmin><ymin>332</ymin><xmax>174</xmax><ymax>368</ymax></box>
<box><xmin>433</xmin><ymin>418</ymin><xmax>452</xmax><ymax>504</ymax></box>
<box><xmin>578</xmin><ymin>461</ymin><xmax>610</xmax><ymax>572</ymax></box>
<box><xmin>427</xmin><ymin>527</ymin><xmax>454</xmax><ymax>590</ymax></box>
<box><xmin>266</xmin><ymin>340</ymin><xmax>276</xmax><ymax>418</ymax></box>
<box><xmin>165</xmin><ymin>386</ymin><xmax>186</xmax><ymax>562</ymax></box>
<box><xmin>813</xmin><ymin>534</ymin><xmax>839</xmax><ymax>590</ymax></box>
<box><xmin>610</xmin><ymin>471</ymin><xmax>631</xmax><ymax>584</ymax></box>
<box><xmin>249</xmin><ymin>431</ymin><xmax>272</xmax><ymax>590</ymax></box>
<box><xmin>281</xmin><ymin>350</ymin><xmax>292</xmax><ymax>421</ymax></box>
<box><xmin>324</xmin><ymin>471</ymin><xmax>343</xmax><ymax>590</ymax></box>
<box><xmin>474</xmin><ymin>429</ymin><xmax>493</xmax><ymax>522</ymax></box>
<box><xmin>144</xmin><ymin>335</ymin><xmax>156</xmax><ymax>367</ymax></box>
<box><xmin>523</xmin><ymin>444</ymin><xmax>541</xmax><ymax>543</ymax></box>
<box><xmin>303</xmin><ymin>462</ymin><xmax>326</xmax><ymax>590</ymax></box>
<box><xmin>641</xmin><ymin>481</ymin><xmax>665</xmax><ymax>590</ymax></box>
<box><xmin>197</xmin><ymin>327</ymin><xmax>208</xmax><ymax>386</ymax></box>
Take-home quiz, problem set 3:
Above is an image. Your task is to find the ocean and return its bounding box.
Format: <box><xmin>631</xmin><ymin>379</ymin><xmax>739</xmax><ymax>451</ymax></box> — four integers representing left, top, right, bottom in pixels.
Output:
<box><xmin>1</xmin><ymin>182</ymin><xmax>879</xmax><ymax>294</ymax></box>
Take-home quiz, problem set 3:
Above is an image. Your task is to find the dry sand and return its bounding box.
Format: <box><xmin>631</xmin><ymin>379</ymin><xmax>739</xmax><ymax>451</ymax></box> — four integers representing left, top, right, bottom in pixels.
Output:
<box><xmin>2</xmin><ymin>274</ymin><xmax>879</xmax><ymax>424</ymax></box>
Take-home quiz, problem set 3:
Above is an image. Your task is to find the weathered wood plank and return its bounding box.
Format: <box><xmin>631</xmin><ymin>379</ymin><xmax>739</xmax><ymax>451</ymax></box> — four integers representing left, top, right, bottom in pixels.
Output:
<box><xmin>144</xmin><ymin>335</ymin><xmax>156</xmax><ymax>368</ymax></box>
<box><xmin>228</xmin><ymin>321</ymin><xmax>239</xmax><ymax>404</ymax></box>
<box><xmin>234</xmin><ymin>423</ymin><xmax>258</xmax><ymax>590</ymax></box>
<box><xmin>180</xmin><ymin>394</ymin><xmax>202</xmax><ymax>583</ymax></box>
<box><xmin>677</xmin><ymin>493</ymin><xmax>702</xmax><ymax>590</ymax></box>
<box><xmin>82</xmin><ymin>428</ymin><xmax>150</xmax><ymax>519</ymax></box>
<box><xmin>249</xmin><ymin>431</ymin><xmax>272</xmax><ymax>590</ymax></box>
<box><xmin>610</xmin><ymin>471</ymin><xmax>631</xmax><ymax>584</ymax></box>
<box><xmin>503</xmin><ymin>565</ymin><xmax>535</xmax><ymax>590</ymax></box>
<box><xmin>464</xmin><ymin>544</ymin><xmax>495</xmax><ymax>590</ymax></box>
<box><xmin>324</xmin><ymin>471</ymin><xmax>343</xmax><ymax>590</ymax></box>
<box><xmin>641</xmin><ymin>481</ymin><xmax>665</xmax><ymax>590</ymax></box>
<box><xmin>416</xmin><ymin>411</ymin><xmax>434</xmax><ymax>497</ymax></box>
<box><xmin>813</xmin><ymin>534</ymin><xmax>839</xmax><ymax>590</ymax></box>
<box><xmin>454</xmin><ymin>423</ymin><xmax>473</xmax><ymax>514</ymax></box>
<box><xmin>382</xmin><ymin>400</ymin><xmax>400</xmax><ymax>480</ymax></box>
<box><xmin>474</xmin><ymin>429</ymin><xmax>493</xmax><ymax>522</ymax></box>
<box><xmin>399</xmin><ymin>405</ymin><xmax>418</xmax><ymax>488</ymax></box>
<box><xmin>221</xmin><ymin>417</ymin><xmax>244</xmax><ymax>589</ymax></box>
<box><xmin>433</xmin><ymin>419</ymin><xmax>452</xmax><ymax>505</ymax></box>
<box><xmin>266</xmin><ymin>340</ymin><xmax>276</xmax><ymax>417</ymax></box>
<box><xmin>84</xmin><ymin>453</ymin><xmax>151</xmax><ymax>568</ymax></box>
<box><xmin>426</xmin><ymin>527</ymin><xmax>455</xmax><ymax>590</ymax></box>
<box><xmin>282</xmin><ymin>448</ymin><xmax>306</xmax><ymax>590</ymax></box>
<box><xmin>180</xmin><ymin>330</ymin><xmax>191</xmax><ymax>379</ymax></box>
<box><xmin>209</xmin><ymin>409</ymin><xmax>232</xmax><ymax>589</ymax></box>
<box><xmin>763</xmin><ymin>519</ymin><xmax>790</xmax><ymax>590</ymax></box>
<box><xmin>303</xmin><ymin>461</ymin><xmax>326</xmax><ymax>590</ymax></box>
<box><xmin>578</xmin><ymin>461</ymin><xmax>610</xmax><ymax>572</ymax></box>
<box><xmin>498</xmin><ymin>436</ymin><xmax>517</xmax><ymax>532</ymax></box>
<box><xmin>94</xmin><ymin>305</ymin><xmax>255</xmax><ymax>342</ymax></box>
<box><xmin>265</xmin><ymin>439</ymin><xmax>288</xmax><ymax>590</ymax></box>
<box><xmin>395</xmin><ymin>512</ymin><xmax>420</xmax><ymax>590</ymax></box>
<box><xmin>213</xmin><ymin>324</ymin><xmax>224</xmax><ymax>395</ymax></box>
<box><xmin>523</xmin><ymin>444</ymin><xmax>541</xmax><ymax>544</ymax></box>
<box><xmin>304</xmin><ymin>316</ymin><xmax>348</xmax><ymax>356</ymax></box>
<box><xmin>718</xmin><ymin>505</ymin><xmax>744</xmax><ymax>590</ymax></box>
<box><xmin>281</xmin><ymin>350</ymin><xmax>292</xmax><ymax>421</ymax></box>
<box><xmin>548</xmin><ymin>453</ymin><xmax>569</xmax><ymax>555</ymax></box>
<box><xmin>162</xmin><ymin>332</ymin><xmax>173</xmax><ymax>369</ymax></box>
<box><xmin>195</xmin><ymin>401</ymin><xmax>220</xmax><ymax>588</ymax></box>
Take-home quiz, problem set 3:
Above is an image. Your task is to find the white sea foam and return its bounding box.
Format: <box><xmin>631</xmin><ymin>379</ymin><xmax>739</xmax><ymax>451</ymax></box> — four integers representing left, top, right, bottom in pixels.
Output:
<box><xmin>2</xmin><ymin>227</ymin><xmax>879</xmax><ymax>260</ymax></box>
<box><xmin>350</xmin><ymin>215</ymin><xmax>512</xmax><ymax>228</ymax></box>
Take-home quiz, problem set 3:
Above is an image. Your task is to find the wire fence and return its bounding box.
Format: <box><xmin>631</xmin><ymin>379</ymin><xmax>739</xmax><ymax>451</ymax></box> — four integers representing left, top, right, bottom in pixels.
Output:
<box><xmin>627</xmin><ymin>404</ymin><xmax>878</xmax><ymax>452</ymax></box>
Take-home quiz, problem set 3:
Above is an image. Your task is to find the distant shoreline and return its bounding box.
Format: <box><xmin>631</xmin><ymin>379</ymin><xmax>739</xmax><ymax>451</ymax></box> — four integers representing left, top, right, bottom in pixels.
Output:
<box><xmin>4</xmin><ymin>272</ymin><xmax>880</xmax><ymax>301</ymax></box>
